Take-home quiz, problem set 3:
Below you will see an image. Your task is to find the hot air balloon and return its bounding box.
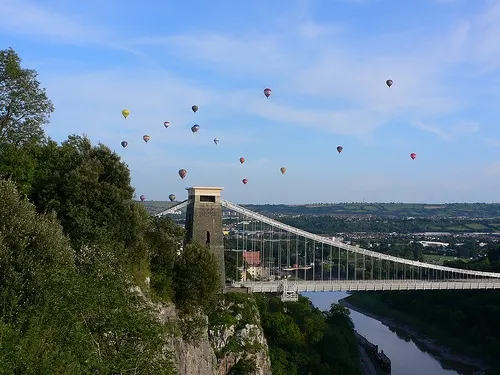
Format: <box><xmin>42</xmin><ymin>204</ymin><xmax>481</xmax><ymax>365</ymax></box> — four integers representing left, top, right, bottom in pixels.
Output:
<box><xmin>164</xmin><ymin>121</ymin><xmax>170</xmax><ymax>128</ymax></box>
<box><xmin>280</xmin><ymin>167</ymin><xmax>286</xmax><ymax>174</ymax></box>
<box><xmin>264</xmin><ymin>88</ymin><xmax>272</xmax><ymax>98</ymax></box>
<box><xmin>386</xmin><ymin>79</ymin><xmax>393</xmax><ymax>87</ymax></box>
<box><xmin>121</xmin><ymin>141</ymin><xmax>128</xmax><ymax>148</ymax></box>
<box><xmin>337</xmin><ymin>146</ymin><xmax>343</xmax><ymax>153</ymax></box>
<box><xmin>140</xmin><ymin>195</ymin><xmax>146</xmax><ymax>201</ymax></box>
<box><xmin>242</xmin><ymin>178</ymin><xmax>248</xmax><ymax>185</ymax></box>
<box><xmin>239</xmin><ymin>157</ymin><xmax>245</xmax><ymax>164</ymax></box>
<box><xmin>410</xmin><ymin>152</ymin><xmax>417</xmax><ymax>160</ymax></box>
<box><xmin>178</xmin><ymin>169</ymin><xmax>187</xmax><ymax>179</ymax></box>
<box><xmin>192</xmin><ymin>105</ymin><xmax>198</xmax><ymax>113</ymax></box>
<box><xmin>214</xmin><ymin>137</ymin><xmax>219</xmax><ymax>145</ymax></box>
<box><xmin>169</xmin><ymin>194</ymin><xmax>176</xmax><ymax>202</ymax></box>
<box><xmin>122</xmin><ymin>109</ymin><xmax>130</xmax><ymax>118</ymax></box>
<box><xmin>191</xmin><ymin>124</ymin><xmax>200</xmax><ymax>133</ymax></box>
<box><xmin>143</xmin><ymin>135</ymin><xmax>150</xmax><ymax>143</ymax></box>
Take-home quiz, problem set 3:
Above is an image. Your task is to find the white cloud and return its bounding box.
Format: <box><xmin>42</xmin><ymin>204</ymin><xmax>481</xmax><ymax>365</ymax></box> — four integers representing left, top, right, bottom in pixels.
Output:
<box><xmin>43</xmin><ymin>68</ymin><xmax>267</xmax><ymax>147</ymax></box>
<box><xmin>5</xmin><ymin>0</ymin><xmax>500</xmax><ymax>202</ymax></box>
<box><xmin>412</xmin><ymin>121</ymin><xmax>479</xmax><ymax>141</ymax></box>
<box><xmin>448</xmin><ymin>2</ymin><xmax>500</xmax><ymax>72</ymax></box>
<box><xmin>8</xmin><ymin>0</ymin><xmax>500</xmax><ymax>140</ymax></box>
<box><xmin>0</xmin><ymin>0</ymin><xmax>103</xmax><ymax>43</ymax></box>
<box><xmin>0</xmin><ymin>0</ymin><xmax>156</xmax><ymax>66</ymax></box>
<box><xmin>125</xmin><ymin>8</ymin><xmax>496</xmax><ymax>139</ymax></box>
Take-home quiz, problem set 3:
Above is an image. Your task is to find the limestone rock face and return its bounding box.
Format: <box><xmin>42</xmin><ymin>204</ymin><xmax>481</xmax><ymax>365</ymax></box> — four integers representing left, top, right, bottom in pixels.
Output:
<box><xmin>150</xmin><ymin>298</ymin><xmax>217</xmax><ymax>375</ymax></box>
<box><xmin>208</xmin><ymin>295</ymin><xmax>272</xmax><ymax>375</ymax></box>
<box><xmin>133</xmin><ymin>286</ymin><xmax>271</xmax><ymax>375</ymax></box>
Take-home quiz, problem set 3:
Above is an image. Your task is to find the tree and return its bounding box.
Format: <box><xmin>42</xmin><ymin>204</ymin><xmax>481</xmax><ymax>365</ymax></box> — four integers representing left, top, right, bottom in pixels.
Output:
<box><xmin>325</xmin><ymin>303</ymin><xmax>354</xmax><ymax>331</ymax></box>
<box><xmin>29</xmin><ymin>135</ymin><xmax>146</xmax><ymax>255</ymax></box>
<box><xmin>173</xmin><ymin>242</ymin><xmax>221</xmax><ymax>313</ymax></box>
<box><xmin>0</xmin><ymin>178</ymin><xmax>175</xmax><ymax>374</ymax></box>
<box><xmin>0</xmin><ymin>48</ymin><xmax>54</xmax><ymax>145</ymax></box>
<box><xmin>0</xmin><ymin>142</ymin><xmax>38</xmax><ymax>195</ymax></box>
<box><xmin>146</xmin><ymin>217</ymin><xmax>185</xmax><ymax>300</ymax></box>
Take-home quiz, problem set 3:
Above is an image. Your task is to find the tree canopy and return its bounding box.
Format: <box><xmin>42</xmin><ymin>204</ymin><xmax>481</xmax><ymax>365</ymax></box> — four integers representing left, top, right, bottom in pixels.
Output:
<box><xmin>0</xmin><ymin>47</ymin><xmax>54</xmax><ymax>145</ymax></box>
<box><xmin>0</xmin><ymin>46</ymin><xmax>366</xmax><ymax>374</ymax></box>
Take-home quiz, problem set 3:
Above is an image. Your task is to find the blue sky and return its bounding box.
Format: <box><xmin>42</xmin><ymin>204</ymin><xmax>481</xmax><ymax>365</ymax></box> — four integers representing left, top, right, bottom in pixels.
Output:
<box><xmin>2</xmin><ymin>0</ymin><xmax>500</xmax><ymax>204</ymax></box>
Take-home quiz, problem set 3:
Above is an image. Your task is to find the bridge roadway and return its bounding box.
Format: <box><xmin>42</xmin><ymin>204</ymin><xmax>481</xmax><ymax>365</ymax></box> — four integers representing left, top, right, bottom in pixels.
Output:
<box><xmin>234</xmin><ymin>279</ymin><xmax>500</xmax><ymax>293</ymax></box>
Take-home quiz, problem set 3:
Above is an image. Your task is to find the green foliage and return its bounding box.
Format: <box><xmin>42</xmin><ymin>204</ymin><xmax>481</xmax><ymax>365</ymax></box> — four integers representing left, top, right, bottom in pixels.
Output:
<box><xmin>227</xmin><ymin>358</ymin><xmax>257</xmax><ymax>374</ymax></box>
<box><xmin>255</xmin><ymin>294</ymin><xmax>361</xmax><ymax>375</ymax></box>
<box><xmin>243</xmin><ymin>202</ymin><xmax>500</xmax><ymax>219</ymax></box>
<box><xmin>224</xmin><ymin>250</ymin><xmax>243</xmax><ymax>282</ymax></box>
<box><xmin>0</xmin><ymin>179</ymin><xmax>175</xmax><ymax>374</ymax></box>
<box><xmin>173</xmin><ymin>242</ymin><xmax>221</xmax><ymax>313</ymax></box>
<box><xmin>146</xmin><ymin>217</ymin><xmax>185</xmax><ymax>300</ymax></box>
<box><xmin>0</xmin><ymin>47</ymin><xmax>54</xmax><ymax>145</ymax></box>
<box><xmin>0</xmin><ymin>179</ymin><xmax>75</xmax><ymax>324</ymax></box>
<box><xmin>279</xmin><ymin>215</ymin><xmax>500</xmax><ymax>235</ymax></box>
<box><xmin>208</xmin><ymin>293</ymin><xmax>259</xmax><ymax>329</ymax></box>
<box><xmin>178</xmin><ymin>312</ymin><xmax>207</xmax><ymax>345</ymax></box>
<box><xmin>29</xmin><ymin>135</ymin><xmax>145</xmax><ymax>251</ymax></box>
<box><xmin>0</xmin><ymin>48</ymin><xmax>232</xmax><ymax>373</ymax></box>
<box><xmin>0</xmin><ymin>142</ymin><xmax>37</xmax><ymax>195</ymax></box>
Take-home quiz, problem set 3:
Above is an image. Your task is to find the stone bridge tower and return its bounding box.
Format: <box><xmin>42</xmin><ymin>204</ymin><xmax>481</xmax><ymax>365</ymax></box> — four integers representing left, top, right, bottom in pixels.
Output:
<box><xmin>185</xmin><ymin>186</ymin><xmax>225</xmax><ymax>289</ymax></box>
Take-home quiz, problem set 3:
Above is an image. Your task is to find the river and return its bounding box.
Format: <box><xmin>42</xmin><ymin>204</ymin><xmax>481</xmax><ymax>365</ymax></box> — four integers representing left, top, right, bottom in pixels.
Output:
<box><xmin>303</xmin><ymin>292</ymin><xmax>483</xmax><ymax>375</ymax></box>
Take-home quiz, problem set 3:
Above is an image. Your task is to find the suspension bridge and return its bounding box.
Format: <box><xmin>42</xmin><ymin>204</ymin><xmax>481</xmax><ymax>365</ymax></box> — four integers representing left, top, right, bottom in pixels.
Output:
<box><xmin>153</xmin><ymin>187</ymin><xmax>500</xmax><ymax>301</ymax></box>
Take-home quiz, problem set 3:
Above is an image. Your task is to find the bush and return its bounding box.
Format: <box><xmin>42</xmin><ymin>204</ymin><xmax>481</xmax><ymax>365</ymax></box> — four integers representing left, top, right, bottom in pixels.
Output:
<box><xmin>173</xmin><ymin>242</ymin><xmax>221</xmax><ymax>314</ymax></box>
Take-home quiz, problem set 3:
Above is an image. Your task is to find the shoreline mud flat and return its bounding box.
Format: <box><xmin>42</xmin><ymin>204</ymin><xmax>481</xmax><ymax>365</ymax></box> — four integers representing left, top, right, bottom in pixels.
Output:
<box><xmin>339</xmin><ymin>298</ymin><xmax>488</xmax><ymax>375</ymax></box>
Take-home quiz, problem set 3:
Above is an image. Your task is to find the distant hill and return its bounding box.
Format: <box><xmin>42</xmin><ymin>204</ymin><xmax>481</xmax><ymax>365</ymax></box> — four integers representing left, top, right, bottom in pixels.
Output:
<box><xmin>139</xmin><ymin>201</ymin><xmax>500</xmax><ymax>218</ymax></box>
<box><xmin>140</xmin><ymin>201</ymin><xmax>186</xmax><ymax>216</ymax></box>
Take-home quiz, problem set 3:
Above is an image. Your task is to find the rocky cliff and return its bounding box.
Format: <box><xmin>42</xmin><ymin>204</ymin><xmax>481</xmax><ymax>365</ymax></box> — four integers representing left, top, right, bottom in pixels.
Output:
<box><xmin>135</xmin><ymin>286</ymin><xmax>271</xmax><ymax>375</ymax></box>
<box><xmin>208</xmin><ymin>293</ymin><xmax>272</xmax><ymax>375</ymax></box>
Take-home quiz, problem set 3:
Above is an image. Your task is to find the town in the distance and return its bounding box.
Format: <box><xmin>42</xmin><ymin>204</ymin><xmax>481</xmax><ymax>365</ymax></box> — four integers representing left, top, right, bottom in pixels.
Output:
<box><xmin>145</xmin><ymin>201</ymin><xmax>500</xmax><ymax>275</ymax></box>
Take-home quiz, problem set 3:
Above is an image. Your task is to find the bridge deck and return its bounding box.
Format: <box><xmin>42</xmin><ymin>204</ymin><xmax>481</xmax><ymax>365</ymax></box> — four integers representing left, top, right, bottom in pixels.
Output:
<box><xmin>236</xmin><ymin>279</ymin><xmax>500</xmax><ymax>293</ymax></box>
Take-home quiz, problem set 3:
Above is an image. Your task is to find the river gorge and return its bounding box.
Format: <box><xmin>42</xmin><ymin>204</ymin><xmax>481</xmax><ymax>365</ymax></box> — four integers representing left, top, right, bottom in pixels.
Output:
<box><xmin>304</xmin><ymin>292</ymin><xmax>486</xmax><ymax>375</ymax></box>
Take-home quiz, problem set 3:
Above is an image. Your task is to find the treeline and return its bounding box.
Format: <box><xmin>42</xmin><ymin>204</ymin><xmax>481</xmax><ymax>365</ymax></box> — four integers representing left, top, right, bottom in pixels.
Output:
<box><xmin>244</xmin><ymin>203</ymin><xmax>500</xmax><ymax>218</ymax></box>
<box><xmin>255</xmin><ymin>295</ymin><xmax>362</xmax><ymax>375</ymax></box>
<box><xmin>0</xmin><ymin>47</ymin><xmax>220</xmax><ymax>374</ymax></box>
<box><xmin>278</xmin><ymin>215</ymin><xmax>500</xmax><ymax>234</ymax></box>
<box><xmin>346</xmin><ymin>246</ymin><xmax>500</xmax><ymax>374</ymax></box>
<box><xmin>1</xmin><ymin>46</ymin><xmax>368</xmax><ymax>375</ymax></box>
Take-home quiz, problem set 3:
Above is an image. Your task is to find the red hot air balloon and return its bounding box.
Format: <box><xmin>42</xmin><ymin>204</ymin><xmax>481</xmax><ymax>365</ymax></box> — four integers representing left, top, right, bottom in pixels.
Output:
<box><xmin>242</xmin><ymin>178</ymin><xmax>248</xmax><ymax>185</ymax></box>
<box><xmin>337</xmin><ymin>146</ymin><xmax>343</xmax><ymax>153</ymax></box>
<box><xmin>263</xmin><ymin>88</ymin><xmax>272</xmax><ymax>98</ymax></box>
<box><xmin>239</xmin><ymin>157</ymin><xmax>245</xmax><ymax>164</ymax></box>
<box><xmin>410</xmin><ymin>152</ymin><xmax>417</xmax><ymax>160</ymax></box>
<box><xmin>140</xmin><ymin>195</ymin><xmax>146</xmax><ymax>201</ymax></box>
<box><xmin>178</xmin><ymin>169</ymin><xmax>187</xmax><ymax>179</ymax></box>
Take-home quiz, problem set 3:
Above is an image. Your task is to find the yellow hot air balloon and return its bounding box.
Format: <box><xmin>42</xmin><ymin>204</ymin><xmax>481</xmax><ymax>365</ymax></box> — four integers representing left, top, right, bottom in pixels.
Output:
<box><xmin>280</xmin><ymin>167</ymin><xmax>286</xmax><ymax>174</ymax></box>
<box><xmin>122</xmin><ymin>109</ymin><xmax>130</xmax><ymax>118</ymax></box>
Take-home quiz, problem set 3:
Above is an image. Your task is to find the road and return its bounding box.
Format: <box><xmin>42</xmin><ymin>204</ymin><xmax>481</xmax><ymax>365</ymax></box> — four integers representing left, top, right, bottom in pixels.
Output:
<box><xmin>359</xmin><ymin>345</ymin><xmax>378</xmax><ymax>375</ymax></box>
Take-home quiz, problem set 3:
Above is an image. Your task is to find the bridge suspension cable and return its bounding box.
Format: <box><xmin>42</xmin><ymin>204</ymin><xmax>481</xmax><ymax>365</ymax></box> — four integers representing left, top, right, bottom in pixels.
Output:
<box><xmin>221</xmin><ymin>199</ymin><xmax>500</xmax><ymax>296</ymax></box>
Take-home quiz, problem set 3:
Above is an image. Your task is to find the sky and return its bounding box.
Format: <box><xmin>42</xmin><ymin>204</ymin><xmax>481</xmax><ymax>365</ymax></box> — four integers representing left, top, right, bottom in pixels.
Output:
<box><xmin>1</xmin><ymin>0</ymin><xmax>500</xmax><ymax>204</ymax></box>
